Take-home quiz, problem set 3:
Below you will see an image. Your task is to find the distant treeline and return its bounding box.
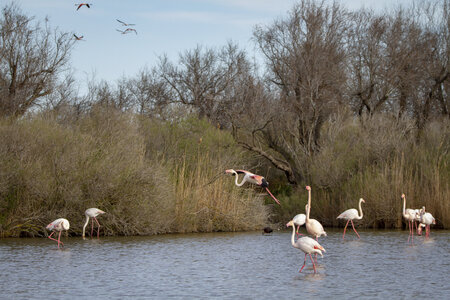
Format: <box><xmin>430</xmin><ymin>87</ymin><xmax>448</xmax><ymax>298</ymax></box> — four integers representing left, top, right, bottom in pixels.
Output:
<box><xmin>0</xmin><ymin>1</ymin><xmax>449</xmax><ymax>236</ymax></box>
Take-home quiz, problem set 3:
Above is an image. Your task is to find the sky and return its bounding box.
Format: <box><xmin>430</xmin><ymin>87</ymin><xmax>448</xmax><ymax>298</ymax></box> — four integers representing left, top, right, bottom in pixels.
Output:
<box><xmin>13</xmin><ymin>0</ymin><xmax>413</xmax><ymax>89</ymax></box>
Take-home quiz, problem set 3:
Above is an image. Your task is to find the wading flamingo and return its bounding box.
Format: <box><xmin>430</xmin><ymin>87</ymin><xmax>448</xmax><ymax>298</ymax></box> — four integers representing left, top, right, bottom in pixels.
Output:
<box><xmin>82</xmin><ymin>208</ymin><xmax>106</xmax><ymax>239</ymax></box>
<box><xmin>292</xmin><ymin>213</ymin><xmax>306</xmax><ymax>237</ymax></box>
<box><xmin>305</xmin><ymin>186</ymin><xmax>327</xmax><ymax>240</ymax></box>
<box><xmin>402</xmin><ymin>194</ymin><xmax>417</xmax><ymax>242</ymax></box>
<box><xmin>417</xmin><ymin>207</ymin><xmax>435</xmax><ymax>238</ymax></box>
<box><xmin>75</xmin><ymin>3</ymin><xmax>91</xmax><ymax>10</ymax></box>
<box><xmin>337</xmin><ymin>198</ymin><xmax>365</xmax><ymax>239</ymax></box>
<box><xmin>287</xmin><ymin>220</ymin><xmax>325</xmax><ymax>274</ymax></box>
<box><xmin>46</xmin><ymin>218</ymin><xmax>70</xmax><ymax>249</ymax></box>
<box><xmin>116</xmin><ymin>19</ymin><xmax>136</xmax><ymax>26</ymax></box>
<box><xmin>225</xmin><ymin>169</ymin><xmax>280</xmax><ymax>205</ymax></box>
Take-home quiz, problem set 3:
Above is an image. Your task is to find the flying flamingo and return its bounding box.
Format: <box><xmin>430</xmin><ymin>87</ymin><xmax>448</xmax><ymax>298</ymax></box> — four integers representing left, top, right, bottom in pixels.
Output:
<box><xmin>292</xmin><ymin>213</ymin><xmax>306</xmax><ymax>237</ymax></box>
<box><xmin>116</xmin><ymin>28</ymin><xmax>138</xmax><ymax>35</ymax></box>
<box><xmin>75</xmin><ymin>3</ymin><xmax>91</xmax><ymax>10</ymax></box>
<box><xmin>304</xmin><ymin>186</ymin><xmax>327</xmax><ymax>240</ymax></box>
<box><xmin>82</xmin><ymin>208</ymin><xmax>106</xmax><ymax>239</ymax></box>
<box><xmin>286</xmin><ymin>220</ymin><xmax>325</xmax><ymax>274</ymax></box>
<box><xmin>337</xmin><ymin>198</ymin><xmax>365</xmax><ymax>240</ymax></box>
<box><xmin>402</xmin><ymin>193</ymin><xmax>417</xmax><ymax>242</ymax></box>
<box><xmin>225</xmin><ymin>169</ymin><xmax>281</xmax><ymax>205</ymax></box>
<box><xmin>116</xmin><ymin>19</ymin><xmax>136</xmax><ymax>26</ymax></box>
<box><xmin>417</xmin><ymin>207</ymin><xmax>435</xmax><ymax>238</ymax></box>
<box><xmin>73</xmin><ymin>34</ymin><xmax>85</xmax><ymax>41</ymax></box>
<box><xmin>46</xmin><ymin>218</ymin><xmax>70</xmax><ymax>249</ymax></box>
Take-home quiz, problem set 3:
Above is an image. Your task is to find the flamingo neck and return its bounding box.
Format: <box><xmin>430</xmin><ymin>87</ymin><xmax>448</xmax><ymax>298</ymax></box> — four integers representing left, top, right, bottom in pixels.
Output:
<box><xmin>290</xmin><ymin>224</ymin><xmax>296</xmax><ymax>246</ymax></box>
<box><xmin>82</xmin><ymin>215</ymin><xmax>90</xmax><ymax>238</ymax></box>
<box><xmin>358</xmin><ymin>200</ymin><xmax>364</xmax><ymax>219</ymax></box>
<box><xmin>306</xmin><ymin>190</ymin><xmax>311</xmax><ymax>221</ymax></box>
<box><xmin>402</xmin><ymin>196</ymin><xmax>407</xmax><ymax>218</ymax></box>
<box><xmin>233</xmin><ymin>171</ymin><xmax>246</xmax><ymax>187</ymax></box>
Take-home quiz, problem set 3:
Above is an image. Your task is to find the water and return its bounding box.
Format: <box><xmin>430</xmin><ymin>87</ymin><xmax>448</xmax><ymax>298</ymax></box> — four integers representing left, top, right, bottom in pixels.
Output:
<box><xmin>1</xmin><ymin>229</ymin><xmax>449</xmax><ymax>299</ymax></box>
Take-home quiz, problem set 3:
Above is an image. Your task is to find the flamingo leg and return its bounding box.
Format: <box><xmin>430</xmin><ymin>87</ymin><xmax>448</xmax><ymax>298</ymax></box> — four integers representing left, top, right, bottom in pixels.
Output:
<box><xmin>91</xmin><ymin>217</ymin><xmax>94</xmax><ymax>238</ymax></box>
<box><xmin>57</xmin><ymin>231</ymin><xmax>63</xmax><ymax>249</ymax></box>
<box><xmin>265</xmin><ymin>187</ymin><xmax>280</xmax><ymax>205</ymax></box>
<box><xmin>350</xmin><ymin>220</ymin><xmax>360</xmax><ymax>239</ymax></box>
<box><xmin>343</xmin><ymin>220</ymin><xmax>350</xmax><ymax>239</ymax></box>
<box><xmin>309</xmin><ymin>254</ymin><xmax>317</xmax><ymax>273</ymax></box>
<box><xmin>299</xmin><ymin>254</ymin><xmax>307</xmax><ymax>273</ymax></box>
<box><xmin>407</xmin><ymin>221</ymin><xmax>411</xmax><ymax>242</ymax></box>
<box><xmin>94</xmin><ymin>217</ymin><xmax>101</xmax><ymax>238</ymax></box>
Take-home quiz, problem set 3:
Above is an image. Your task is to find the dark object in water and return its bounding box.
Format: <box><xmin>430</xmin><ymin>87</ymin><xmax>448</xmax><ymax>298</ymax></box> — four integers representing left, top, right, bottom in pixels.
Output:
<box><xmin>262</xmin><ymin>227</ymin><xmax>273</xmax><ymax>234</ymax></box>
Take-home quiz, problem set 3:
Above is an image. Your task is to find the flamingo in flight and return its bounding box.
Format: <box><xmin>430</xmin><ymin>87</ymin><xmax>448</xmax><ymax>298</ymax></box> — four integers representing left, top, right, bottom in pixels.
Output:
<box><xmin>75</xmin><ymin>3</ymin><xmax>91</xmax><ymax>10</ymax></box>
<box><xmin>82</xmin><ymin>208</ymin><xmax>106</xmax><ymax>239</ymax></box>
<box><xmin>287</xmin><ymin>220</ymin><xmax>325</xmax><ymax>274</ymax></box>
<box><xmin>417</xmin><ymin>207</ymin><xmax>435</xmax><ymax>238</ymax></box>
<box><xmin>292</xmin><ymin>213</ymin><xmax>306</xmax><ymax>237</ymax></box>
<box><xmin>304</xmin><ymin>186</ymin><xmax>327</xmax><ymax>240</ymax></box>
<box><xmin>225</xmin><ymin>169</ymin><xmax>280</xmax><ymax>205</ymax></box>
<box><xmin>46</xmin><ymin>218</ymin><xmax>70</xmax><ymax>249</ymax></box>
<box><xmin>116</xmin><ymin>19</ymin><xmax>136</xmax><ymax>26</ymax></box>
<box><xmin>337</xmin><ymin>198</ymin><xmax>365</xmax><ymax>240</ymax></box>
<box><xmin>402</xmin><ymin>193</ymin><xmax>417</xmax><ymax>242</ymax></box>
<box><xmin>73</xmin><ymin>34</ymin><xmax>85</xmax><ymax>41</ymax></box>
<box><xmin>116</xmin><ymin>28</ymin><xmax>137</xmax><ymax>35</ymax></box>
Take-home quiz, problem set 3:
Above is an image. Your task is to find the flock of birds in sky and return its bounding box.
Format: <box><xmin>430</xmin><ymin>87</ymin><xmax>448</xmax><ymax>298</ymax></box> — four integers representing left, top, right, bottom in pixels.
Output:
<box><xmin>72</xmin><ymin>3</ymin><xmax>137</xmax><ymax>41</ymax></box>
<box><xmin>46</xmin><ymin>168</ymin><xmax>436</xmax><ymax>274</ymax></box>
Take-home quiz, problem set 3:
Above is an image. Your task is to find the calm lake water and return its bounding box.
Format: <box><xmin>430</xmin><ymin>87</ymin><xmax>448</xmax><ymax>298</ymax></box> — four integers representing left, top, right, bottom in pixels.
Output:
<box><xmin>1</xmin><ymin>229</ymin><xmax>449</xmax><ymax>299</ymax></box>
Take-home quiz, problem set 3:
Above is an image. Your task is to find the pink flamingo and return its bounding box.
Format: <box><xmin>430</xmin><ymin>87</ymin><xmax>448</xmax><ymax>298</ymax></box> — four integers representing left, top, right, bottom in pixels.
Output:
<box><xmin>337</xmin><ymin>198</ymin><xmax>365</xmax><ymax>239</ymax></box>
<box><xmin>417</xmin><ymin>207</ymin><xmax>435</xmax><ymax>238</ymax></box>
<box><xmin>116</xmin><ymin>28</ymin><xmax>137</xmax><ymax>35</ymax></box>
<box><xmin>73</xmin><ymin>34</ymin><xmax>85</xmax><ymax>41</ymax></box>
<box><xmin>304</xmin><ymin>186</ymin><xmax>327</xmax><ymax>240</ymax></box>
<box><xmin>75</xmin><ymin>3</ymin><xmax>91</xmax><ymax>10</ymax></box>
<box><xmin>287</xmin><ymin>220</ymin><xmax>325</xmax><ymax>273</ymax></box>
<box><xmin>292</xmin><ymin>213</ymin><xmax>306</xmax><ymax>237</ymax></box>
<box><xmin>82</xmin><ymin>208</ymin><xmax>106</xmax><ymax>239</ymax></box>
<box><xmin>402</xmin><ymin>194</ymin><xmax>417</xmax><ymax>242</ymax></box>
<box><xmin>46</xmin><ymin>218</ymin><xmax>70</xmax><ymax>249</ymax></box>
<box><xmin>116</xmin><ymin>19</ymin><xmax>136</xmax><ymax>26</ymax></box>
<box><xmin>225</xmin><ymin>169</ymin><xmax>281</xmax><ymax>205</ymax></box>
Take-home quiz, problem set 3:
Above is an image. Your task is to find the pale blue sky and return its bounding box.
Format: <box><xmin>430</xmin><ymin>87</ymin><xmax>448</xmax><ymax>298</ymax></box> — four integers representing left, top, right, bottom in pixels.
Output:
<box><xmin>14</xmin><ymin>0</ymin><xmax>412</xmax><ymax>88</ymax></box>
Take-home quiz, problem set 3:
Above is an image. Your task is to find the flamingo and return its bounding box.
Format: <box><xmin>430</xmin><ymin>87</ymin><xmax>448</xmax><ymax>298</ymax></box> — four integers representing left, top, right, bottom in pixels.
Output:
<box><xmin>292</xmin><ymin>213</ymin><xmax>306</xmax><ymax>237</ymax></box>
<box><xmin>116</xmin><ymin>19</ymin><xmax>136</xmax><ymax>26</ymax></box>
<box><xmin>225</xmin><ymin>169</ymin><xmax>281</xmax><ymax>205</ymax></box>
<box><xmin>402</xmin><ymin>193</ymin><xmax>417</xmax><ymax>242</ymax></box>
<box><xmin>82</xmin><ymin>208</ymin><xmax>106</xmax><ymax>239</ymax></box>
<box><xmin>286</xmin><ymin>220</ymin><xmax>325</xmax><ymax>273</ymax></box>
<box><xmin>417</xmin><ymin>207</ymin><xmax>435</xmax><ymax>238</ymax></box>
<box><xmin>337</xmin><ymin>198</ymin><xmax>365</xmax><ymax>239</ymax></box>
<box><xmin>304</xmin><ymin>186</ymin><xmax>327</xmax><ymax>240</ymax></box>
<box><xmin>46</xmin><ymin>218</ymin><xmax>70</xmax><ymax>249</ymax></box>
<box><xmin>116</xmin><ymin>28</ymin><xmax>137</xmax><ymax>35</ymax></box>
<box><xmin>75</xmin><ymin>3</ymin><xmax>91</xmax><ymax>10</ymax></box>
<box><xmin>73</xmin><ymin>34</ymin><xmax>85</xmax><ymax>41</ymax></box>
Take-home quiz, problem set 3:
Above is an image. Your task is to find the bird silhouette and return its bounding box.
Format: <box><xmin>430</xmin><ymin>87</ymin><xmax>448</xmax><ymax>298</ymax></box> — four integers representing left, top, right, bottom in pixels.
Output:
<box><xmin>116</xmin><ymin>19</ymin><xmax>136</xmax><ymax>26</ymax></box>
<box><xmin>73</xmin><ymin>34</ymin><xmax>85</xmax><ymax>41</ymax></box>
<box><xmin>116</xmin><ymin>28</ymin><xmax>137</xmax><ymax>35</ymax></box>
<box><xmin>75</xmin><ymin>3</ymin><xmax>91</xmax><ymax>10</ymax></box>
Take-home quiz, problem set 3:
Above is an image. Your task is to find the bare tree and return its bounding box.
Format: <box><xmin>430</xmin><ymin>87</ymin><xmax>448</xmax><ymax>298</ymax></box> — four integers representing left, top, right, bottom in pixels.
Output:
<box><xmin>0</xmin><ymin>4</ymin><xmax>75</xmax><ymax>117</ymax></box>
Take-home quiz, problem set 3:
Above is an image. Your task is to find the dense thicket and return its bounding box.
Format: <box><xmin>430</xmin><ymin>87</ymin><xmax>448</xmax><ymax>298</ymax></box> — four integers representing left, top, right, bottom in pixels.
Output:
<box><xmin>0</xmin><ymin>1</ymin><xmax>449</xmax><ymax>236</ymax></box>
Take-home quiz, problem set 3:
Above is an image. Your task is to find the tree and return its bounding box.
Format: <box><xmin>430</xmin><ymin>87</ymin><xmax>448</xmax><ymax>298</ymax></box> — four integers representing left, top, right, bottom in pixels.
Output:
<box><xmin>0</xmin><ymin>4</ymin><xmax>75</xmax><ymax>117</ymax></box>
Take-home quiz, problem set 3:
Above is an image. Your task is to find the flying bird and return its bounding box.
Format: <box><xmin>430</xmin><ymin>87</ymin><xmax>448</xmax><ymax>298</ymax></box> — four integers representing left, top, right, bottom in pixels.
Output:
<box><xmin>287</xmin><ymin>220</ymin><xmax>325</xmax><ymax>274</ymax></box>
<box><xmin>75</xmin><ymin>3</ymin><xmax>91</xmax><ymax>10</ymax></box>
<box><xmin>46</xmin><ymin>218</ymin><xmax>70</xmax><ymax>249</ymax></box>
<box><xmin>82</xmin><ymin>208</ymin><xmax>106</xmax><ymax>239</ymax></box>
<box><xmin>225</xmin><ymin>169</ymin><xmax>281</xmax><ymax>205</ymax></box>
<box><xmin>337</xmin><ymin>198</ymin><xmax>365</xmax><ymax>240</ymax></box>
<box><xmin>73</xmin><ymin>34</ymin><xmax>85</xmax><ymax>41</ymax></box>
<box><xmin>116</xmin><ymin>19</ymin><xmax>136</xmax><ymax>26</ymax></box>
<box><xmin>116</xmin><ymin>28</ymin><xmax>138</xmax><ymax>35</ymax></box>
